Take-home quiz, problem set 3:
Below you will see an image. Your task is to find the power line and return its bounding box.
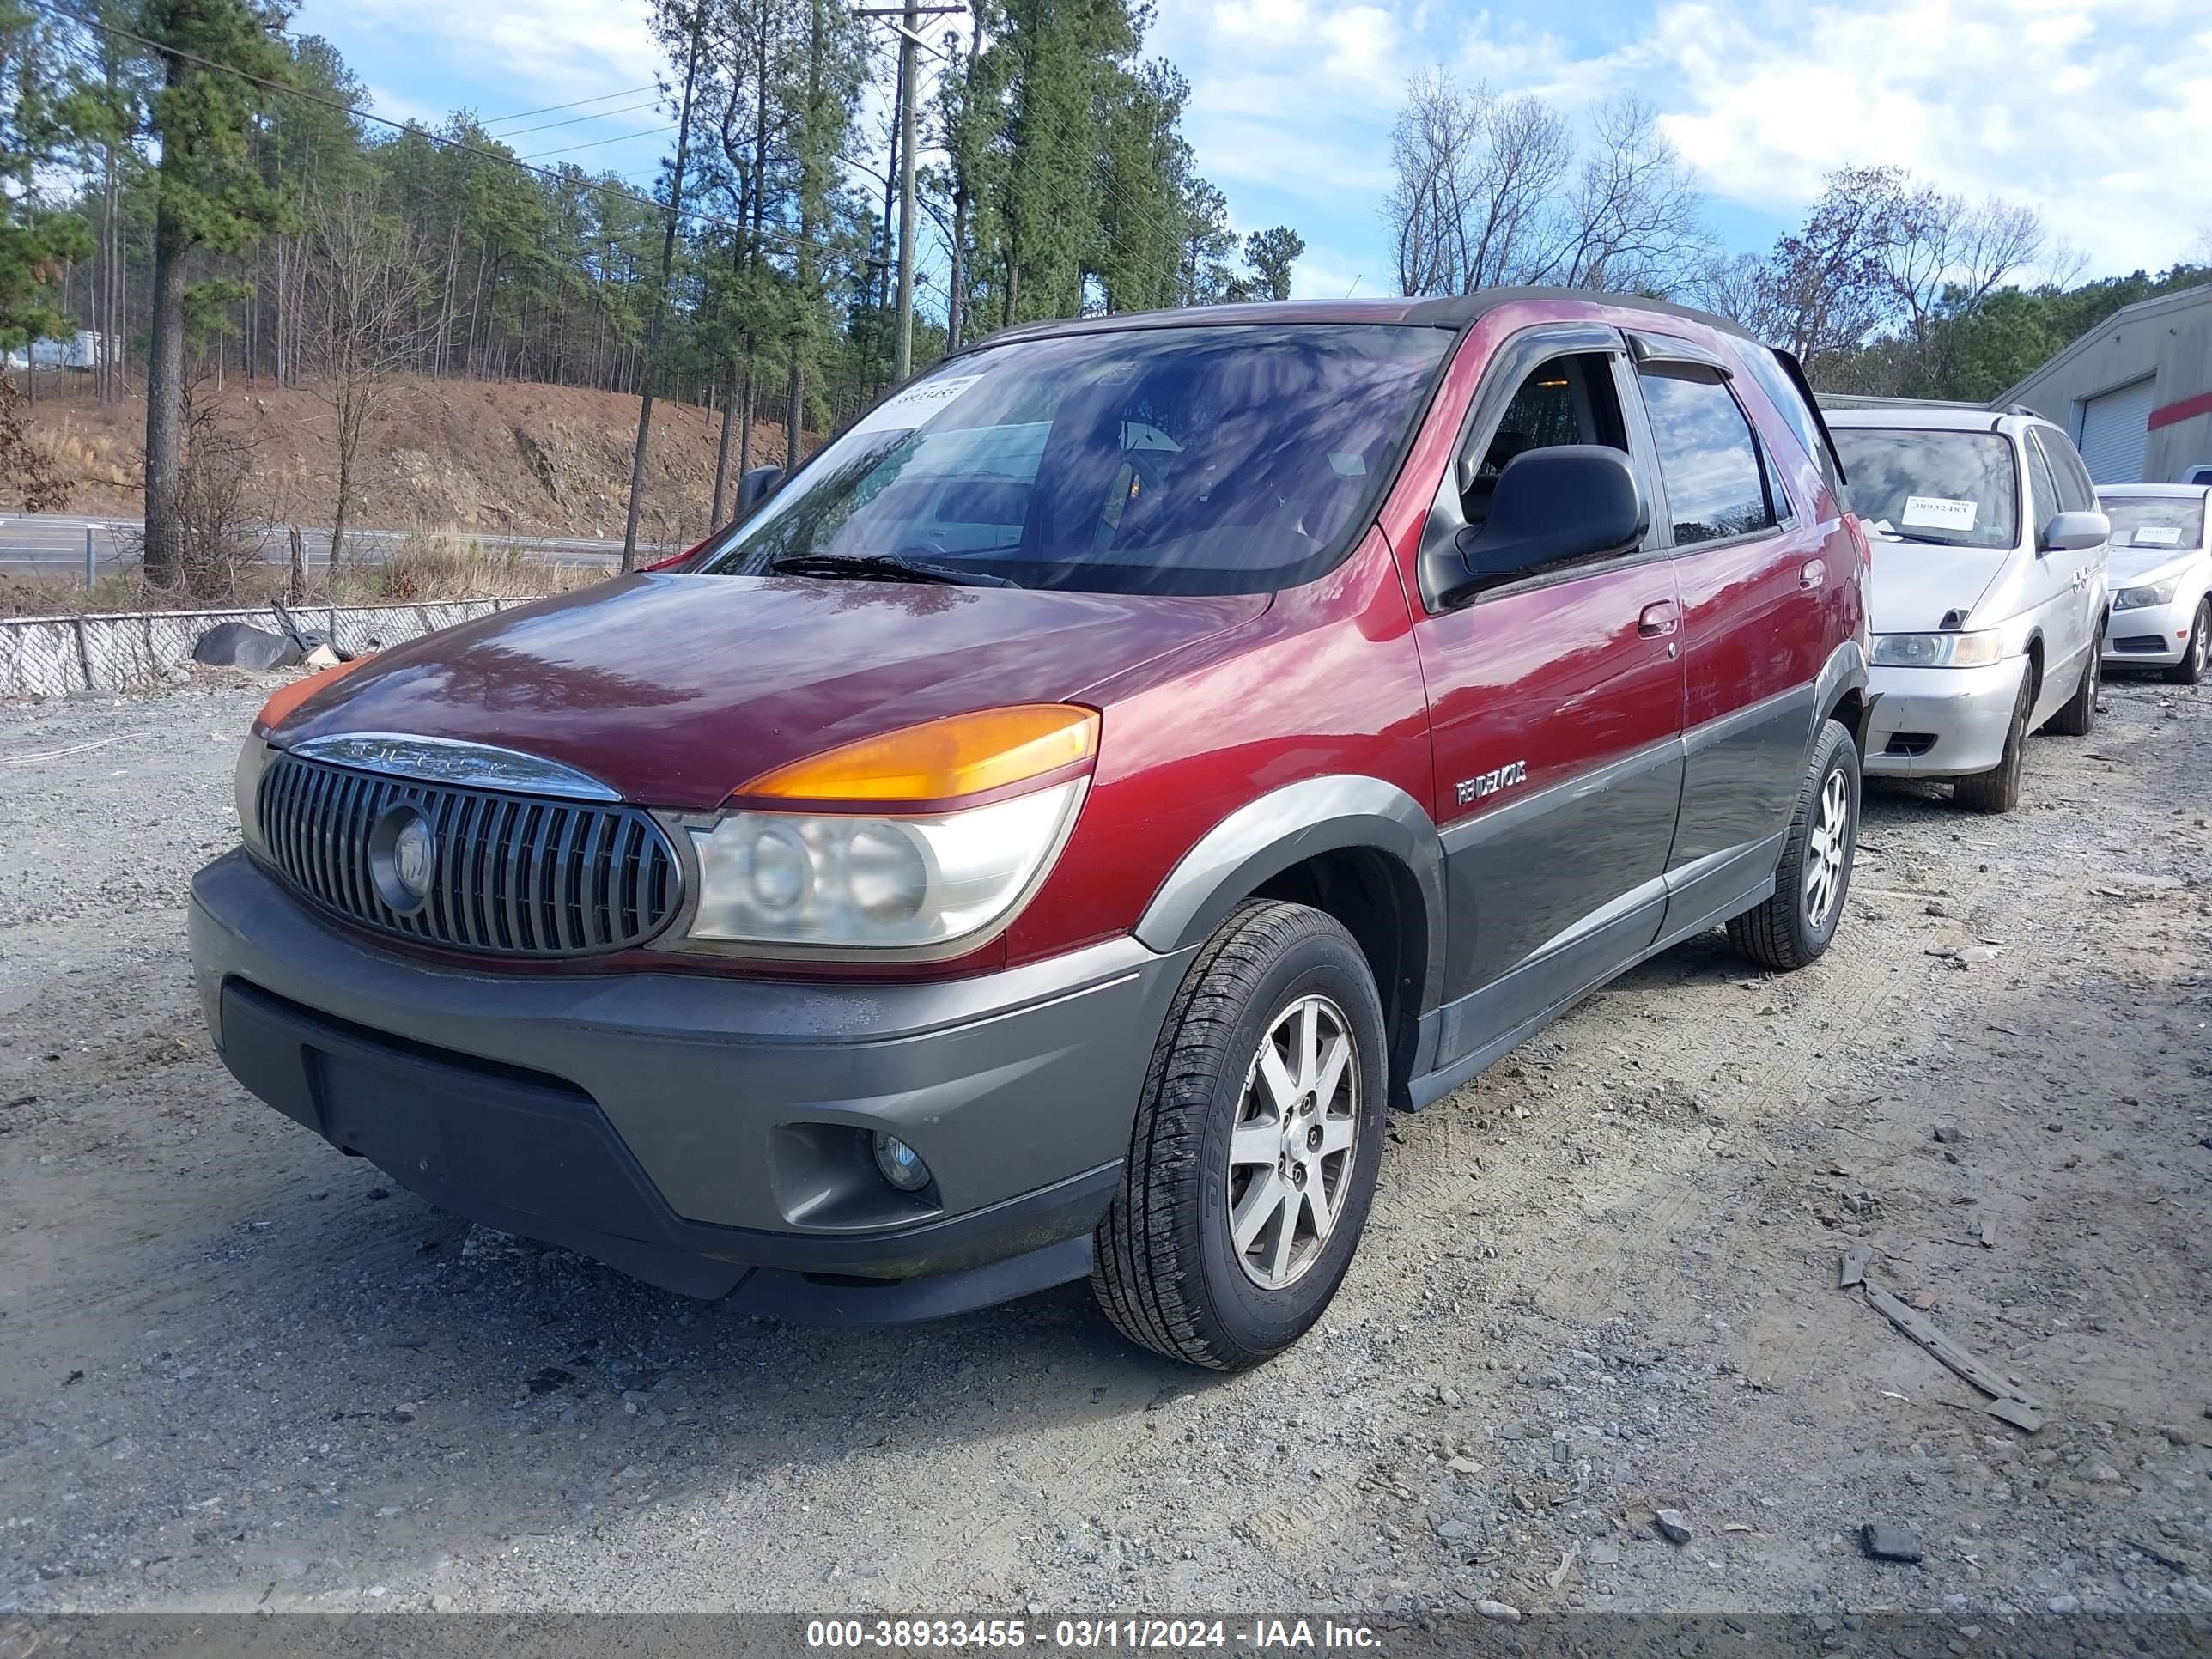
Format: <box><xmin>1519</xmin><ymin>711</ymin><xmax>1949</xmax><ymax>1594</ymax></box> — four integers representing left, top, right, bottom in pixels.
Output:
<box><xmin>522</xmin><ymin>125</ymin><xmax>678</xmax><ymax>161</ymax></box>
<box><xmin>482</xmin><ymin>83</ymin><xmax>657</xmax><ymax>127</ymax></box>
<box><xmin>492</xmin><ymin>98</ymin><xmax>660</xmax><ymax>140</ymax></box>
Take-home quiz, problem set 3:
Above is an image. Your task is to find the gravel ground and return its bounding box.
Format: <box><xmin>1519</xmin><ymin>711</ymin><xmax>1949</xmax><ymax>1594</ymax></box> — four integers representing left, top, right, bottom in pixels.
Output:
<box><xmin>1</xmin><ymin>669</ymin><xmax>2209</xmax><ymax>1627</ymax></box>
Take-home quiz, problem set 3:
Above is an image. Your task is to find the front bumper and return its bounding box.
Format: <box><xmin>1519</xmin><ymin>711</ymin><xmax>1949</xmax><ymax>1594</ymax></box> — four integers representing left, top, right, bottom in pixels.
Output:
<box><xmin>189</xmin><ymin>851</ymin><xmax>1191</xmax><ymax>1319</ymax></box>
<box><xmin>2105</xmin><ymin>598</ymin><xmax>2195</xmax><ymax>667</ymax></box>
<box><xmin>1863</xmin><ymin>657</ymin><xmax>2030</xmax><ymax>778</ymax></box>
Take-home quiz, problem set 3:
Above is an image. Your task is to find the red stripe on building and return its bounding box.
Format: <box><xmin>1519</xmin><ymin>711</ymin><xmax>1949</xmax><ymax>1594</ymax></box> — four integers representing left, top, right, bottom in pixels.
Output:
<box><xmin>2148</xmin><ymin>389</ymin><xmax>2212</xmax><ymax>430</ymax></box>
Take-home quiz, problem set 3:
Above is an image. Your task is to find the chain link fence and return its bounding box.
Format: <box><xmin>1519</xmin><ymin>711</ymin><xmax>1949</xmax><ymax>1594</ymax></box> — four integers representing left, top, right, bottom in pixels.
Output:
<box><xmin>2</xmin><ymin>599</ymin><xmax>520</xmax><ymax>698</ymax></box>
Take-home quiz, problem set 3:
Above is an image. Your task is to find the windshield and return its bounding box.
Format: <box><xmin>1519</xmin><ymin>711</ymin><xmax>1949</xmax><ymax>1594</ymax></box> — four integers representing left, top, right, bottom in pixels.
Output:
<box><xmin>1831</xmin><ymin>428</ymin><xmax>2019</xmax><ymax>550</ymax></box>
<box><xmin>2099</xmin><ymin>494</ymin><xmax>2206</xmax><ymax>552</ymax></box>
<box><xmin>696</xmin><ymin>324</ymin><xmax>1449</xmax><ymax>595</ymax></box>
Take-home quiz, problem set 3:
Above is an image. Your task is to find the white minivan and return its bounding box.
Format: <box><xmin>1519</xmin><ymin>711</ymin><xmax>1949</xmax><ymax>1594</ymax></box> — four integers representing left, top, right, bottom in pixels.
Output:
<box><xmin>1826</xmin><ymin>404</ymin><xmax>2109</xmax><ymax>814</ymax></box>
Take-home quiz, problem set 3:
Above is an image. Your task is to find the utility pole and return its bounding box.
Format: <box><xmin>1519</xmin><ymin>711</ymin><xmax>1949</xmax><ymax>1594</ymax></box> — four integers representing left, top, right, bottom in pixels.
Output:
<box><xmin>892</xmin><ymin>0</ymin><xmax>919</xmax><ymax>383</ymax></box>
<box><xmin>857</xmin><ymin>3</ymin><xmax>963</xmax><ymax>383</ymax></box>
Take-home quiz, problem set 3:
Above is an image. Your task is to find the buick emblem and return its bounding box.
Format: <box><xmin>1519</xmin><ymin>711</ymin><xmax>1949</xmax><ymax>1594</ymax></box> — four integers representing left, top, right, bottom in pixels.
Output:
<box><xmin>370</xmin><ymin>803</ymin><xmax>439</xmax><ymax>915</ymax></box>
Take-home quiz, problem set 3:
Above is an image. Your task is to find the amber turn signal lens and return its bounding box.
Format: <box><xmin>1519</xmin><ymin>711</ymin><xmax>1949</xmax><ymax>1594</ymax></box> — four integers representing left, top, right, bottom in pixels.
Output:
<box><xmin>253</xmin><ymin>654</ymin><xmax>374</xmax><ymax>733</ymax></box>
<box><xmin>738</xmin><ymin>704</ymin><xmax>1100</xmax><ymax>803</ymax></box>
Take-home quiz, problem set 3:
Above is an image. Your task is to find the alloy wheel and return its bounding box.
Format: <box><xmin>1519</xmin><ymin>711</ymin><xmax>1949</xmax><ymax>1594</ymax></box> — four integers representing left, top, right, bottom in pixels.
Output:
<box><xmin>1803</xmin><ymin>766</ymin><xmax>1849</xmax><ymax>930</ymax></box>
<box><xmin>1225</xmin><ymin>994</ymin><xmax>1359</xmax><ymax>1291</ymax></box>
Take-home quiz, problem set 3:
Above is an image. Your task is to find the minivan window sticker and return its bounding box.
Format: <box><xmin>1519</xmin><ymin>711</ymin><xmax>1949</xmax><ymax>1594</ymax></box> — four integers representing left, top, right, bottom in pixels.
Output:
<box><xmin>1901</xmin><ymin>495</ymin><xmax>1978</xmax><ymax>532</ymax></box>
<box><xmin>2132</xmin><ymin>526</ymin><xmax>2184</xmax><ymax>545</ymax></box>
<box><xmin>849</xmin><ymin>372</ymin><xmax>986</xmax><ymax>438</ymax></box>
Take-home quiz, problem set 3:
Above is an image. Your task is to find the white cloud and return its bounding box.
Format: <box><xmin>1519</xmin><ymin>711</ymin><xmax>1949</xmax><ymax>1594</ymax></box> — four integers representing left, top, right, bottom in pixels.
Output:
<box><xmin>1160</xmin><ymin>0</ymin><xmax>2205</xmax><ymax>285</ymax></box>
<box><xmin>344</xmin><ymin>0</ymin><xmax>661</xmax><ymax>102</ymax></box>
<box><xmin>1641</xmin><ymin>0</ymin><xmax>2211</xmax><ymax>272</ymax></box>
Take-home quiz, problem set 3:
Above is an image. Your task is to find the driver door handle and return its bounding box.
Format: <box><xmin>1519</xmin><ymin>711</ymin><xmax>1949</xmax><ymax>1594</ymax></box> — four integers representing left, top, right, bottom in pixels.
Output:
<box><xmin>1638</xmin><ymin>599</ymin><xmax>1679</xmax><ymax>638</ymax></box>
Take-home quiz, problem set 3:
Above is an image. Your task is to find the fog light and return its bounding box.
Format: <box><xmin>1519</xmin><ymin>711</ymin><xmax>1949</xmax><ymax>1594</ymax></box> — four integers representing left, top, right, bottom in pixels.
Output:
<box><xmin>872</xmin><ymin>1133</ymin><xmax>932</xmax><ymax>1194</ymax></box>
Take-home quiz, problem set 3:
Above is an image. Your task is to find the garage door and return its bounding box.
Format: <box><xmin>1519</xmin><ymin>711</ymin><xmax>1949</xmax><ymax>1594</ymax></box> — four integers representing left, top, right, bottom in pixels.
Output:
<box><xmin>2076</xmin><ymin>376</ymin><xmax>2154</xmax><ymax>483</ymax></box>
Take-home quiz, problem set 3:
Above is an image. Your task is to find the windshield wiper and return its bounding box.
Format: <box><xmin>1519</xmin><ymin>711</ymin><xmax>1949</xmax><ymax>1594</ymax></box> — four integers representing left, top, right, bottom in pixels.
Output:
<box><xmin>766</xmin><ymin>551</ymin><xmax>1017</xmax><ymax>588</ymax></box>
<box><xmin>1875</xmin><ymin>530</ymin><xmax>1982</xmax><ymax>549</ymax></box>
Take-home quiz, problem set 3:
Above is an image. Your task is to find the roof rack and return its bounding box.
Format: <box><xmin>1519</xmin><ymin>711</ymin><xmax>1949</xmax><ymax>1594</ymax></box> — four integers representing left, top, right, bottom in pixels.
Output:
<box><xmin>1814</xmin><ymin>392</ymin><xmax>2043</xmax><ymax>418</ymax></box>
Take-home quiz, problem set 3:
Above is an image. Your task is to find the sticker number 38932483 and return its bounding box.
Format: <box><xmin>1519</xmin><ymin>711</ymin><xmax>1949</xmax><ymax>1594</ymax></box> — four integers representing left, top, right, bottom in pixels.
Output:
<box><xmin>1901</xmin><ymin>495</ymin><xmax>1978</xmax><ymax>532</ymax></box>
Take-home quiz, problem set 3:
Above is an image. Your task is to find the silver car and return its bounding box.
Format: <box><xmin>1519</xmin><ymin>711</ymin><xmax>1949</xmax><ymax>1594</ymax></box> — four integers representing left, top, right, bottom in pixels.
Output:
<box><xmin>2099</xmin><ymin>483</ymin><xmax>2212</xmax><ymax>684</ymax></box>
<box><xmin>1826</xmin><ymin>405</ymin><xmax>2109</xmax><ymax>814</ymax></box>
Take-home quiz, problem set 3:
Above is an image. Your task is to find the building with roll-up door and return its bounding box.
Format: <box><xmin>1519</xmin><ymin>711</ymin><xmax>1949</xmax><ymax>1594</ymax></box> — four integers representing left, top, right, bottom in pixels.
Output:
<box><xmin>1998</xmin><ymin>282</ymin><xmax>2212</xmax><ymax>485</ymax></box>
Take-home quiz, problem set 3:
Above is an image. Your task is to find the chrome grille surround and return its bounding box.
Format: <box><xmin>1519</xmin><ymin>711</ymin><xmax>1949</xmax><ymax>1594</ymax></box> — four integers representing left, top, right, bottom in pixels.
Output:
<box><xmin>256</xmin><ymin>750</ymin><xmax>681</xmax><ymax>957</ymax></box>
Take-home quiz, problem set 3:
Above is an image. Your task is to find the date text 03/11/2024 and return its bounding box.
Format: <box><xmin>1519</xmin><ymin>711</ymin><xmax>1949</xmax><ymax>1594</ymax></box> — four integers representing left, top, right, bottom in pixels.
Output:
<box><xmin>804</xmin><ymin>1618</ymin><xmax>1386</xmax><ymax>1650</ymax></box>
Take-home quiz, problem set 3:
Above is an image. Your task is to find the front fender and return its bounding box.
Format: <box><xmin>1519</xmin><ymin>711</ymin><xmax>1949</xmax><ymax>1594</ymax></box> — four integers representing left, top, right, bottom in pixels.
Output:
<box><xmin>1133</xmin><ymin>774</ymin><xmax>1447</xmax><ymax>1018</ymax></box>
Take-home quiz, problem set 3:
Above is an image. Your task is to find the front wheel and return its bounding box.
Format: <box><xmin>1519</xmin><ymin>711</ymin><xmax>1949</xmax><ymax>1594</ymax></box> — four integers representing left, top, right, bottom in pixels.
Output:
<box><xmin>1728</xmin><ymin>718</ymin><xmax>1859</xmax><ymax>971</ymax></box>
<box><xmin>2046</xmin><ymin>628</ymin><xmax>2102</xmax><ymax>736</ymax></box>
<box><xmin>1954</xmin><ymin>672</ymin><xmax>2031</xmax><ymax>814</ymax></box>
<box><xmin>2166</xmin><ymin>599</ymin><xmax>2210</xmax><ymax>685</ymax></box>
<box><xmin>1091</xmin><ymin>901</ymin><xmax>1387</xmax><ymax>1370</ymax></box>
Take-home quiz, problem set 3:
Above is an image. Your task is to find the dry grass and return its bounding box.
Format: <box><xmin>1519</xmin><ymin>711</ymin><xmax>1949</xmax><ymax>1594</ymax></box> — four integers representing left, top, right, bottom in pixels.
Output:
<box><xmin>1</xmin><ymin>528</ymin><xmax>606</xmax><ymax>618</ymax></box>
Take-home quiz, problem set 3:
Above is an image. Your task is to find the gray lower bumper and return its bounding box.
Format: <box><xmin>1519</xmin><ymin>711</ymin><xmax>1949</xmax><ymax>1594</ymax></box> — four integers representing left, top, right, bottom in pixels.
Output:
<box><xmin>1863</xmin><ymin>659</ymin><xmax>2028</xmax><ymax>779</ymax></box>
<box><xmin>189</xmin><ymin>852</ymin><xmax>1191</xmax><ymax>1316</ymax></box>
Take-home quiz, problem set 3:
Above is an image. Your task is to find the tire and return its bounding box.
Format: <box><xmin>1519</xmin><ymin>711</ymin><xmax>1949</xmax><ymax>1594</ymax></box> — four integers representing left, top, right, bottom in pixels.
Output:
<box><xmin>1091</xmin><ymin>900</ymin><xmax>1388</xmax><ymax>1371</ymax></box>
<box><xmin>1728</xmin><ymin>719</ymin><xmax>1859</xmax><ymax>971</ymax></box>
<box><xmin>2046</xmin><ymin>627</ymin><xmax>2102</xmax><ymax>736</ymax></box>
<box><xmin>2165</xmin><ymin>599</ymin><xmax>2210</xmax><ymax>685</ymax></box>
<box><xmin>1954</xmin><ymin>672</ymin><xmax>2031</xmax><ymax>814</ymax></box>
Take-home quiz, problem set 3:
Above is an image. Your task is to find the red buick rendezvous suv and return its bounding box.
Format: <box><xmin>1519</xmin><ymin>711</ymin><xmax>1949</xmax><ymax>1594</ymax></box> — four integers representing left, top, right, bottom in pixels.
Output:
<box><xmin>190</xmin><ymin>290</ymin><xmax>1871</xmax><ymax>1370</ymax></box>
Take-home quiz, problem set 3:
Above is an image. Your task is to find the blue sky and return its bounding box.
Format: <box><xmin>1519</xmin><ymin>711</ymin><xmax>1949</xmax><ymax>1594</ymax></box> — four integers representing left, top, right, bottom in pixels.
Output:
<box><xmin>305</xmin><ymin>0</ymin><xmax>2212</xmax><ymax>312</ymax></box>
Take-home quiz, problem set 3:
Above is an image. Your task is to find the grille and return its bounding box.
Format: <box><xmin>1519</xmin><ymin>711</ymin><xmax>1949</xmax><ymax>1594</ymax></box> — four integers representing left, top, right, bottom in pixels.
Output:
<box><xmin>257</xmin><ymin>753</ymin><xmax>681</xmax><ymax>957</ymax></box>
<box><xmin>2112</xmin><ymin>634</ymin><xmax>2166</xmax><ymax>654</ymax></box>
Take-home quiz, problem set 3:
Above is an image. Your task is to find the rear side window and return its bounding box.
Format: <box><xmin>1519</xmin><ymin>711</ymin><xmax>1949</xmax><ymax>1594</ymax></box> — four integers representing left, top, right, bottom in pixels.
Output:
<box><xmin>1637</xmin><ymin>366</ymin><xmax>1777</xmax><ymax>546</ymax></box>
<box><xmin>1741</xmin><ymin>346</ymin><xmax>1837</xmax><ymax>496</ymax></box>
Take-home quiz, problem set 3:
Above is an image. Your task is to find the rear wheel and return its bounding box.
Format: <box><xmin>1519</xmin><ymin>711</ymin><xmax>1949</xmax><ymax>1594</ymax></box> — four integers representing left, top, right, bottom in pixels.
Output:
<box><xmin>1954</xmin><ymin>673</ymin><xmax>2031</xmax><ymax>814</ymax></box>
<box><xmin>1091</xmin><ymin>901</ymin><xmax>1387</xmax><ymax>1370</ymax></box>
<box><xmin>1729</xmin><ymin>719</ymin><xmax>1858</xmax><ymax>971</ymax></box>
<box><xmin>2046</xmin><ymin>629</ymin><xmax>2102</xmax><ymax>736</ymax></box>
<box><xmin>2165</xmin><ymin>599</ymin><xmax>2210</xmax><ymax>685</ymax></box>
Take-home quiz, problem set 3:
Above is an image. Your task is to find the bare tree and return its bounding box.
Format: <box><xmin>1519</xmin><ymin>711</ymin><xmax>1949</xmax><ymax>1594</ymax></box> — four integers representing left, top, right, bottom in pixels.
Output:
<box><xmin>1889</xmin><ymin>191</ymin><xmax>2045</xmax><ymax>344</ymax></box>
<box><xmin>1389</xmin><ymin>81</ymin><xmax>1703</xmax><ymax>300</ymax></box>
<box><xmin>1387</xmin><ymin>72</ymin><xmax>1570</xmax><ymax>296</ymax></box>
<box><xmin>1746</xmin><ymin>165</ymin><xmax>1923</xmax><ymax>371</ymax></box>
<box><xmin>301</xmin><ymin>186</ymin><xmax>429</xmax><ymax>567</ymax></box>
<box><xmin>1544</xmin><ymin>97</ymin><xmax>1707</xmax><ymax>295</ymax></box>
<box><xmin>1688</xmin><ymin>251</ymin><xmax>1775</xmax><ymax>332</ymax></box>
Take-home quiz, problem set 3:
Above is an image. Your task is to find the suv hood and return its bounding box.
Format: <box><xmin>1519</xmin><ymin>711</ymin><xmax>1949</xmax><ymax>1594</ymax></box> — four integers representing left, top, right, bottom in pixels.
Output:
<box><xmin>276</xmin><ymin>574</ymin><xmax>1267</xmax><ymax>809</ymax></box>
<box><xmin>1869</xmin><ymin>539</ymin><xmax>2010</xmax><ymax>634</ymax></box>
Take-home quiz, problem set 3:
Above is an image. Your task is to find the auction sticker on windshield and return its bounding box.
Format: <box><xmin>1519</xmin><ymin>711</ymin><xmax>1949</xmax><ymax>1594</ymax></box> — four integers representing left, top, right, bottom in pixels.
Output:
<box><xmin>850</xmin><ymin>373</ymin><xmax>986</xmax><ymax>437</ymax></box>
<box><xmin>2132</xmin><ymin>526</ymin><xmax>2184</xmax><ymax>545</ymax></box>
<box><xmin>1902</xmin><ymin>495</ymin><xmax>1978</xmax><ymax>532</ymax></box>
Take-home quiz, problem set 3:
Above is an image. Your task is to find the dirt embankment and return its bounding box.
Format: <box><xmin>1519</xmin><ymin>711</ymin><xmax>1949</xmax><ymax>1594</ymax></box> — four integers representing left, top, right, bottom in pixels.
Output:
<box><xmin>24</xmin><ymin>376</ymin><xmax>811</xmax><ymax>544</ymax></box>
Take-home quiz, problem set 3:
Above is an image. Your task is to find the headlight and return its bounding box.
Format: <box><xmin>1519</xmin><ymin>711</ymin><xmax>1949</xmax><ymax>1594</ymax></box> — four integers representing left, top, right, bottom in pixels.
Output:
<box><xmin>234</xmin><ymin>735</ymin><xmax>273</xmax><ymax>859</ymax></box>
<box><xmin>676</xmin><ymin>704</ymin><xmax>1098</xmax><ymax>955</ymax></box>
<box><xmin>2115</xmin><ymin>578</ymin><xmax>2180</xmax><ymax>610</ymax></box>
<box><xmin>685</xmin><ymin>781</ymin><xmax>1084</xmax><ymax>951</ymax></box>
<box><xmin>1872</xmin><ymin>630</ymin><xmax>2005</xmax><ymax>668</ymax></box>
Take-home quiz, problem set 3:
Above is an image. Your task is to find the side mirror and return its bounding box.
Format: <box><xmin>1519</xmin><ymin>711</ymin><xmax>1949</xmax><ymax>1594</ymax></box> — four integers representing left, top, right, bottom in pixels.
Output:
<box><xmin>1440</xmin><ymin>446</ymin><xmax>1645</xmax><ymax>608</ymax></box>
<box><xmin>738</xmin><ymin>465</ymin><xmax>786</xmax><ymax>514</ymax></box>
<box><xmin>2039</xmin><ymin>509</ymin><xmax>2107</xmax><ymax>554</ymax></box>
